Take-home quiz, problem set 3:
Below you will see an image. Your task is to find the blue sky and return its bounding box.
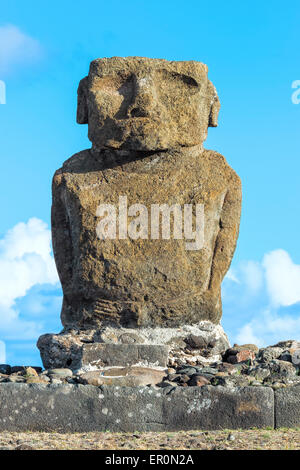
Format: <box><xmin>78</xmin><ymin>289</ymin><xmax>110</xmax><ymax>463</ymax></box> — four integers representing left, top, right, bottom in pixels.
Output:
<box><xmin>0</xmin><ymin>0</ymin><xmax>300</xmax><ymax>366</ymax></box>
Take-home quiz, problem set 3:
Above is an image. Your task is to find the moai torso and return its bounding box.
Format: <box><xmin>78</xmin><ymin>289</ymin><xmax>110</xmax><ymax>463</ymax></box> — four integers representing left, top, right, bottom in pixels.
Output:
<box><xmin>51</xmin><ymin>57</ymin><xmax>242</xmax><ymax>330</ymax></box>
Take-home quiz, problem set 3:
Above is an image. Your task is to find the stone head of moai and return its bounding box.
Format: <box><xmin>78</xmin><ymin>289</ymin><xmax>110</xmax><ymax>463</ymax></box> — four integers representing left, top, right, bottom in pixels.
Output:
<box><xmin>76</xmin><ymin>57</ymin><xmax>220</xmax><ymax>151</ymax></box>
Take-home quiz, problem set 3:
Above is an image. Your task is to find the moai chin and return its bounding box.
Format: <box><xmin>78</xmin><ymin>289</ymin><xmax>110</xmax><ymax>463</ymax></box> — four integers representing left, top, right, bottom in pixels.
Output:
<box><xmin>38</xmin><ymin>57</ymin><xmax>241</xmax><ymax>370</ymax></box>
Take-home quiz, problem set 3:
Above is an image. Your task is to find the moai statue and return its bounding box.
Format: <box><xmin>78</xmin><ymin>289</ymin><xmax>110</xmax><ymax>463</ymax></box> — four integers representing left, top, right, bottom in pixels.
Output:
<box><xmin>38</xmin><ymin>57</ymin><xmax>241</xmax><ymax>374</ymax></box>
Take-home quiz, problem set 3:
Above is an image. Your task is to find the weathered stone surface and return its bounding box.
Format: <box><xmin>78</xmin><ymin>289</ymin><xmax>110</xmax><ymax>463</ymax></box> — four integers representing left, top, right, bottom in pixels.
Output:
<box><xmin>37</xmin><ymin>322</ymin><xmax>229</xmax><ymax>370</ymax></box>
<box><xmin>37</xmin><ymin>332</ymin><xmax>83</xmax><ymax>370</ymax></box>
<box><xmin>211</xmin><ymin>375</ymin><xmax>251</xmax><ymax>388</ymax></box>
<box><xmin>188</xmin><ymin>375</ymin><xmax>210</xmax><ymax>387</ymax></box>
<box><xmin>47</xmin><ymin>368</ymin><xmax>73</xmax><ymax>378</ymax></box>
<box><xmin>81</xmin><ymin>343</ymin><xmax>169</xmax><ymax>368</ymax></box>
<box><xmin>77</xmin><ymin>57</ymin><xmax>220</xmax><ymax>151</ymax></box>
<box><xmin>223</xmin><ymin>344</ymin><xmax>258</xmax><ymax>361</ymax></box>
<box><xmin>275</xmin><ymin>385</ymin><xmax>300</xmax><ymax>428</ymax></box>
<box><xmin>52</xmin><ymin>146</ymin><xmax>241</xmax><ymax>329</ymax></box>
<box><xmin>0</xmin><ymin>365</ymin><xmax>11</xmax><ymax>375</ymax></box>
<box><xmin>49</xmin><ymin>57</ymin><xmax>241</xmax><ymax>332</ymax></box>
<box><xmin>258</xmin><ymin>347</ymin><xmax>284</xmax><ymax>362</ymax></box>
<box><xmin>52</xmin><ymin>145</ymin><xmax>241</xmax><ymax>329</ymax></box>
<box><xmin>218</xmin><ymin>363</ymin><xmax>237</xmax><ymax>375</ymax></box>
<box><xmin>0</xmin><ymin>383</ymin><xmax>274</xmax><ymax>432</ymax></box>
<box><xmin>248</xmin><ymin>366</ymin><xmax>271</xmax><ymax>380</ymax></box>
<box><xmin>78</xmin><ymin>367</ymin><xmax>166</xmax><ymax>387</ymax></box>
<box><xmin>272</xmin><ymin>340</ymin><xmax>300</xmax><ymax>350</ymax></box>
<box><xmin>25</xmin><ymin>367</ymin><xmax>39</xmax><ymax>377</ymax></box>
<box><xmin>25</xmin><ymin>376</ymin><xmax>49</xmax><ymax>384</ymax></box>
<box><xmin>185</xmin><ymin>334</ymin><xmax>213</xmax><ymax>349</ymax></box>
<box><xmin>267</xmin><ymin>360</ymin><xmax>297</xmax><ymax>377</ymax></box>
<box><xmin>38</xmin><ymin>335</ymin><xmax>169</xmax><ymax>370</ymax></box>
<box><xmin>11</xmin><ymin>366</ymin><xmax>26</xmax><ymax>374</ymax></box>
<box><xmin>227</xmin><ymin>350</ymin><xmax>256</xmax><ymax>364</ymax></box>
<box><xmin>7</xmin><ymin>376</ymin><xmax>25</xmax><ymax>383</ymax></box>
<box><xmin>279</xmin><ymin>352</ymin><xmax>292</xmax><ymax>362</ymax></box>
<box><xmin>156</xmin><ymin>380</ymin><xmax>177</xmax><ymax>389</ymax></box>
<box><xmin>230</xmin><ymin>344</ymin><xmax>259</xmax><ymax>354</ymax></box>
<box><xmin>99</xmin><ymin>322</ymin><xmax>230</xmax><ymax>355</ymax></box>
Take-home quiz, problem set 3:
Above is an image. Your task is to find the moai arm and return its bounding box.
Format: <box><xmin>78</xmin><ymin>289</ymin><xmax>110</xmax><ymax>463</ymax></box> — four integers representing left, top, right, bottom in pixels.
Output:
<box><xmin>51</xmin><ymin>170</ymin><xmax>74</xmax><ymax>296</ymax></box>
<box><xmin>204</xmin><ymin>80</ymin><xmax>241</xmax><ymax>292</ymax></box>
<box><xmin>52</xmin><ymin>75</ymin><xmax>88</xmax><ymax>286</ymax></box>
<box><xmin>209</xmin><ymin>175</ymin><xmax>242</xmax><ymax>292</ymax></box>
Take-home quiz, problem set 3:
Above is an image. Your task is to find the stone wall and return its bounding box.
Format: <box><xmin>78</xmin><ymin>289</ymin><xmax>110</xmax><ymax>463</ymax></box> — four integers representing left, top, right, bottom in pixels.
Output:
<box><xmin>0</xmin><ymin>382</ymin><xmax>298</xmax><ymax>432</ymax></box>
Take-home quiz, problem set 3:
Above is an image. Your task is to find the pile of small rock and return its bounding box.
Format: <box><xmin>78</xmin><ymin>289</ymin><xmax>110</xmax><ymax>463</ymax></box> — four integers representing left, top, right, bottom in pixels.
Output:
<box><xmin>0</xmin><ymin>365</ymin><xmax>76</xmax><ymax>385</ymax></box>
<box><xmin>167</xmin><ymin>332</ymin><xmax>229</xmax><ymax>367</ymax></box>
<box><xmin>0</xmin><ymin>364</ymin><xmax>168</xmax><ymax>387</ymax></box>
<box><xmin>160</xmin><ymin>340</ymin><xmax>300</xmax><ymax>390</ymax></box>
<box><xmin>1</xmin><ymin>340</ymin><xmax>300</xmax><ymax>390</ymax></box>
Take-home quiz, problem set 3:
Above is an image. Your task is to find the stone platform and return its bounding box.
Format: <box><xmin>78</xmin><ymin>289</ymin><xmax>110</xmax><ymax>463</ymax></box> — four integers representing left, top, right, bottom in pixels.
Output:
<box><xmin>2</xmin><ymin>339</ymin><xmax>300</xmax><ymax>431</ymax></box>
<box><xmin>0</xmin><ymin>382</ymin><xmax>299</xmax><ymax>432</ymax></box>
<box><xmin>0</xmin><ymin>383</ymin><xmax>277</xmax><ymax>432</ymax></box>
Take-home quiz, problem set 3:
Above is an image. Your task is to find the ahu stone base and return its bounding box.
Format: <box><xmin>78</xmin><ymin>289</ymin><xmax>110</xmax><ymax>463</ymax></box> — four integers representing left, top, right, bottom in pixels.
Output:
<box><xmin>37</xmin><ymin>321</ymin><xmax>230</xmax><ymax>372</ymax></box>
<box><xmin>0</xmin><ymin>383</ymin><xmax>284</xmax><ymax>432</ymax></box>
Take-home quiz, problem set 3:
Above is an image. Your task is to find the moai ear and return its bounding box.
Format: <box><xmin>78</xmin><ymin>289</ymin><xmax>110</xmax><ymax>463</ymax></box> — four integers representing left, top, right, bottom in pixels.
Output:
<box><xmin>208</xmin><ymin>81</ymin><xmax>221</xmax><ymax>128</ymax></box>
<box><xmin>77</xmin><ymin>76</ymin><xmax>88</xmax><ymax>124</ymax></box>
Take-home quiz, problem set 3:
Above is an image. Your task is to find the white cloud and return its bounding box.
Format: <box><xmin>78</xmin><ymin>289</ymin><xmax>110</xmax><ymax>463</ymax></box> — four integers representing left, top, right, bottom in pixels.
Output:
<box><xmin>236</xmin><ymin>310</ymin><xmax>300</xmax><ymax>347</ymax></box>
<box><xmin>224</xmin><ymin>249</ymin><xmax>300</xmax><ymax>347</ymax></box>
<box><xmin>0</xmin><ymin>24</ymin><xmax>42</xmax><ymax>76</ymax></box>
<box><xmin>225</xmin><ymin>268</ymin><xmax>239</xmax><ymax>284</ymax></box>
<box><xmin>240</xmin><ymin>260</ymin><xmax>264</xmax><ymax>293</ymax></box>
<box><xmin>236</xmin><ymin>324</ymin><xmax>262</xmax><ymax>347</ymax></box>
<box><xmin>226</xmin><ymin>260</ymin><xmax>263</xmax><ymax>293</ymax></box>
<box><xmin>263</xmin><ymin>249</ymin><xmax>300</xmax><ymax>307</ymax></box>
<box><xmin>0</xmin><ymin>340</ymin><xmax>5</xmax><ymax>363</ymax></box>
<box><xmin>0</xmin><ymin>218</ymin><xmax>59</xmax><ymax>340</ymax></box>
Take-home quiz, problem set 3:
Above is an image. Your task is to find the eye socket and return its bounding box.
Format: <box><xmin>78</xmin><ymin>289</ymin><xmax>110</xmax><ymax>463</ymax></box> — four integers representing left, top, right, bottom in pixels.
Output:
<box><xmin>179</xmin><ymin>74</ymin><xmax>199</xmax><ymax>88</ymax></box>
<box><xmin>156</xmin><ymin>70</ymin><xmax>200</xmax><ymax>90</ymax></box>
<box><xmin>92</xmin><ymin>73</ymin><xmax>134</xmax><ymax>92</ymax></box>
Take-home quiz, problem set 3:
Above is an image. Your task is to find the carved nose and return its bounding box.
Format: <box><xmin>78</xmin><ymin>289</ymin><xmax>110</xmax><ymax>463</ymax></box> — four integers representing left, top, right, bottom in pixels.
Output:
<box><xmin>128</xmin><ymin>76</ymin><xmax>155</xmax><ymax>118</ymax></box>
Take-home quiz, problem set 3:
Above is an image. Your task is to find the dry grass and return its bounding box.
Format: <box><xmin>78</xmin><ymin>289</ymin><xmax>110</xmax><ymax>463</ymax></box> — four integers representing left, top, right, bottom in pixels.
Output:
<box><xmin>1</xmin><ymin>428</ymin><xmax>300</xmax><ymax>450</ymax></box>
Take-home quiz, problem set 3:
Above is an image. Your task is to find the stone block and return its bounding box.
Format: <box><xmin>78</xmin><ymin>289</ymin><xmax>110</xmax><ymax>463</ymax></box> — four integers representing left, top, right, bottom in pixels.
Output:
<box><xmin>0</xmin><ymin>383</ymin><xmax>274</xmax><ymax>432</ymax></box>
<box><xmin>275</xmin><ymin>385</ymin><xmax>300</xmax><ymax>428</ymax></box>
